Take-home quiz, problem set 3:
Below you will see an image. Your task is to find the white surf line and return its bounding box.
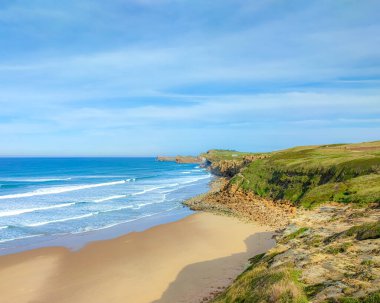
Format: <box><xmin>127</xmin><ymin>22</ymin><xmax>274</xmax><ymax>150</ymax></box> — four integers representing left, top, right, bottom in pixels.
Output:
<box><xmin>0</xmin><ymin>180</ymin><xmax>129</xmax><ymax>200</ymax></box>
<box><xmin>0</xmin><ymin>234</ymin><xmax>45</xmax><ymax>244</ymax></box>
<box><xmin>26</xmin><ymin>213</ymin><xmax>95</xmax><ymax>227</ymax></box>
<box><xmin>130</xmin><ymin>183</ymin><xmax>179</xmax><ymax>196</ymax></box>
<box><xmin>0</xmin><ymin>203</ymin><xmax>75</xmax><ymax>217</ymax></box>
<box><xmin>100</xmin><ymin>205</ymin><xmax>135</xmax><ymax>213</ymax></box>
<box><xmin>93</xmin><ymin>195</ymin><xmax>127</xmax><ymax>203</ymax></box>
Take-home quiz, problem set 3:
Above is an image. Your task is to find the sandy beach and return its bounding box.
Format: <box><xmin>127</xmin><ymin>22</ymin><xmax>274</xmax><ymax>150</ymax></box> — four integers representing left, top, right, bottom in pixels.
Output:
<box><xmin>0</xmin><ymin>212</ymin><xmax>274</xmax><ymax>303</ymax></box>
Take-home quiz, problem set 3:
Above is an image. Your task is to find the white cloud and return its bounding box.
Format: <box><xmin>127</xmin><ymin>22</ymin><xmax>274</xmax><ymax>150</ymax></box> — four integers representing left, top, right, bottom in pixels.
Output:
<box><xmin>0</xmin><ymin>0</ymin><xmax>379</xmax><ymax>154</ymax></box>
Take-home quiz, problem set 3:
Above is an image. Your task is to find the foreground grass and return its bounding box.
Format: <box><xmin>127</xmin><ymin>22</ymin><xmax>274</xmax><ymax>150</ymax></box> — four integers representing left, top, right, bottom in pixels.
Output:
<box><xmin>212</xmin><ymin>253</ymin><xmax>308</xmax><ymax>303</ymax></box>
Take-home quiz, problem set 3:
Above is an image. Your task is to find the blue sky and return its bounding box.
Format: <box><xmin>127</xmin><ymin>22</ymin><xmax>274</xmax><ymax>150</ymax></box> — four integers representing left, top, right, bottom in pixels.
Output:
<box><xmin>0</xmin><ymin>0</ymin><xmax>379</xmax><ymax>156</ymax></box>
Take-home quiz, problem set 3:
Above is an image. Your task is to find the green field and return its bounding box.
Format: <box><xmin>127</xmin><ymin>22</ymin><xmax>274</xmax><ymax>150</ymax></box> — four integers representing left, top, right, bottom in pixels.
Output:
<box><xmin>204</xmin><ymin>141</ymin><xmax>380</xmax><ymax>208</ymax></box>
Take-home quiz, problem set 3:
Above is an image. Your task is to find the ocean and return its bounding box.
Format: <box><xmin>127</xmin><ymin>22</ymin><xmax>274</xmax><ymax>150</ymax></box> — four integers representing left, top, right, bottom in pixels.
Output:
<box><xmin>0</xmin><ymin>157</ymin><xmax>211</xmax><ymax>253</ymax></box>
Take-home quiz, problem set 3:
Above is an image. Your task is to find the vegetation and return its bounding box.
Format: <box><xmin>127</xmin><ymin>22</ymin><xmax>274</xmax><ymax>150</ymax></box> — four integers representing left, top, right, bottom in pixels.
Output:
<box><xmin>215</xmin><ymin>141</ymin><xmax>380</xmax><ymax>208</ymax></box>
<box><xmin>201</xmin><ymin>149</ymin><xmax>266</xmax><ymax>162</ymax></box>
<box><xmin>323</xmin><ymin>291</ymin><xmax>380</xmax><ymax>303</ymax></box>
<box><xmin>281</xmin><ymin>227</ymin><xmax>309</xmax><ymax>243</ymax></box>
<box><xmin>345</xmin><ymin>221</ymin><xmax>380</xmax><ymax>240</ymax></box>
<box><xmin>212</xmin><ymin>254</ymin><xmax>308</xmax><ymax>303</ymax></box>
<box><xmin>324</xmin><ymin>221</ymin><xmax>380</xmax><ymax>245</ymax></box>
<box><xmin>201</xmin><ymin>141</ymin><xmax>380</xmax><ymax>303</ymax></box>
<box><xmin>325</xmin><ymin>242</ymin><xmax>352</xmax><ymax>255</ymax></box>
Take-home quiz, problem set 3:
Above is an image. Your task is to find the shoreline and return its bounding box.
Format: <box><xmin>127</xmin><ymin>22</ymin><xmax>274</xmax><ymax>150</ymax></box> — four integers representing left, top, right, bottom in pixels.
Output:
<box><xmin>0</xmin><ymin>206</ymin><xmax>194</xmax><ymax>256</ymax></box>
<box><xmin>0</xmin><ymin>212</ymin><xmax>275</xmax><ymax>303</ymax></box>
<box><xmin>0</xmin><ymin>175</ymin><xmax>212</xmax><ymax>256</ymax></box>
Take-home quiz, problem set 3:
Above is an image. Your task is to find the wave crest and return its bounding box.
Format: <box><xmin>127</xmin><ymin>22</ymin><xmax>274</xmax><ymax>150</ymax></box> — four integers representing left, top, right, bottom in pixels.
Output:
<box><xmin>0</xmin><ymin>180</ymin><xmax>129</xmax><ymax>200</ymax></box>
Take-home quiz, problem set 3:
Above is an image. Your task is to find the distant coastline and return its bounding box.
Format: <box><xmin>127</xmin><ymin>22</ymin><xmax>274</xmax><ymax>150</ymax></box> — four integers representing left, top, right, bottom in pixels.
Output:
<box><xmin>156</xmin><ymin>155</ymin><xmax>203</xmax><ymax>164</ymax></box>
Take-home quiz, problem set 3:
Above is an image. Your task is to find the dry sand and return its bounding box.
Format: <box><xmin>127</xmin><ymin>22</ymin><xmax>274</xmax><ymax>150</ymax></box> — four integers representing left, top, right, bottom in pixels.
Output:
<box><xmin>0</xmin><ymin>212</ymin><xmax>275</xmax><ymax>303</ymax></box>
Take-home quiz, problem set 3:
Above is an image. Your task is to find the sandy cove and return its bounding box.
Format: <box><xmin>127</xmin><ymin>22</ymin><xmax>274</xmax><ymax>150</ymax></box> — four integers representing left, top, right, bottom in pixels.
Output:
<box><xmin>0</xmin><ymin>212</ymin><xmax>274</xmax><ymax>303</ymax></box>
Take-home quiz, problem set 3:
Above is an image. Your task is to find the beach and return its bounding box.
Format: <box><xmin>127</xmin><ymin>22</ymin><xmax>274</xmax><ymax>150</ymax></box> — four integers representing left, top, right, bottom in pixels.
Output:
<box><xmin>0</xmin><ymin>212</ymin><xmax>274</xmax><ymax>303</ymax></box>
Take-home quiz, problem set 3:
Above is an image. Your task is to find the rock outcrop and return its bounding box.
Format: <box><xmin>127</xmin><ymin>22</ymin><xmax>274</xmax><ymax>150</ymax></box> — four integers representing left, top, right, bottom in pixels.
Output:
<box><xmin>204</xmin><ymin>154</ymin><xmax>269</xmax><ymax>178</ymax></box>
<box><xmin>209</xmin><ymin>160</ymin><xmax>245</xmax><ymax>178</ymax></box>
<box><xmin>184</xmin><ymin>179</ymin><xmax>296</xmax><ymax>229</ymax></box>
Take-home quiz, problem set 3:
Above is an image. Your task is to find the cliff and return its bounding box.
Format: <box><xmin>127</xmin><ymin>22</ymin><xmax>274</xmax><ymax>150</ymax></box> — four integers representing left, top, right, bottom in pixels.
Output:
<box><xmin>202</xmin><ymin>142</ymin><xmax>380</xmax><ymax>208</ymax></box>
<box><xmin>201</xmin><ymin>150</ymin><xmax>269</xmax><ymax>178</ymax></box>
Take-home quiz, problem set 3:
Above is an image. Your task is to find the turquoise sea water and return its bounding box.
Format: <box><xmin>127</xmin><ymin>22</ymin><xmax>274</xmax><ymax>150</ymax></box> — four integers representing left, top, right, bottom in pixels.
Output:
<box><xmin>0</xmin><ymin>158</ymin><xmax>211</xmax><ymax>252</ymax></box>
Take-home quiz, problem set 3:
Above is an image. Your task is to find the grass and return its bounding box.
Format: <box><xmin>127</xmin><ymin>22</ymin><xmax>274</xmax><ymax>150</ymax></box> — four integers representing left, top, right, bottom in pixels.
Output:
<box><xmin>225</xmin><ymin>141</ymin><xmax>380</xmax><ymax>208</ymax></box>
<box><xmin>201</xmin><ymin>149</ymin><xmax>267</xmax><ymax>162</ymax></box>
<box><xmin>324</xmin><ymin>290</ymin><xmax>380</xmax><ymax>302</ymax></box>
<box><xmin>301</xmin><ymin>174</ymin><xmax>380</xmax><ymax>208</ymax></box>
<box><xmin>305</xmin><ymin>234</ymin><xmax>323</xmax><ymax>247</ymax></box>
<box><xmin>361</xmin><ymin>260</ymin><xmax>375</xmax><ymax>266</ymax></box>
<box><xmin>248</xmin><ymin>253</ymin><xmax>266</xmax><ymax>267</ymax></box>
<box><xmin>325</xmin><ymin>242</ymin><xmax>353</xmax><ymax>255</ymax></box>
<box><xmin>324</xmin><ymin>221</ymin><xmax>380</xmax><ymax>244</ymax></box>
<box><xmin>211</xmin><ymin>263</ymin><xmax>308</xmax><ymax>303</ymax></box>
<box><xmin>281</xmin><ymin>227</ymin><xmax>309</xmax><ymax>243</ymax></box>
<box><xmin>211</xmin><ymin>248</ymin><xmax>308</xmax><ymax>303</ymax></box>
<box><xmin>345</xmin><ymin>221</ymin><xmax>380</xmax><ymax>240</ymax></box>
<box><xmin>305</xmin><ymin>283</ymin><xmax>326</xmax><ymax>298</ymax></box>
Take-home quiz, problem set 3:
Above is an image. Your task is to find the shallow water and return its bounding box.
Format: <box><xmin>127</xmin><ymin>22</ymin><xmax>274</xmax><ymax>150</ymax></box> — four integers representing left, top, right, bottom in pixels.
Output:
<box><xmin>0</xmin><ymin>157</ymin><xmax>211</xmax><ymax>252</ymax></box>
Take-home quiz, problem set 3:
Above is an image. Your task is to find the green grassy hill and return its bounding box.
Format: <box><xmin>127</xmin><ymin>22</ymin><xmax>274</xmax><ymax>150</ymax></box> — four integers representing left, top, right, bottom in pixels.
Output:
<box><xmin>205</xmin><ymin>141</ymin><xmax>380</xmax><ymax>208</ymax></box>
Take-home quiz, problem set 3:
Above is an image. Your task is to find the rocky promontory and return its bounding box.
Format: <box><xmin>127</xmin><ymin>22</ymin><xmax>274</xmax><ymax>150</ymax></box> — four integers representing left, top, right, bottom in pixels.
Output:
<box><xmin>156</xmin><ymin>155</ymin><xmax>203</xmax><ymax>164</ymax></box>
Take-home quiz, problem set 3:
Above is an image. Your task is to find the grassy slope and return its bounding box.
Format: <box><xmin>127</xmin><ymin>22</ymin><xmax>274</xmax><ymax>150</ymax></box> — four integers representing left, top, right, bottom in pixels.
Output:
<box><xmin>220</xmin><ymin>141</ymin><xmax>380</xmax><ymax>208</ymax></box>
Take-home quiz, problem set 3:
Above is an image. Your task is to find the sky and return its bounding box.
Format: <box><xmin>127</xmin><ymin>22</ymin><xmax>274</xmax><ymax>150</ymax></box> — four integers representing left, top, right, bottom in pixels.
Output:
<box><xmin>0</xmin><ymin>0</ymin><xmax>379</xmax><ymax>156</ymax></box>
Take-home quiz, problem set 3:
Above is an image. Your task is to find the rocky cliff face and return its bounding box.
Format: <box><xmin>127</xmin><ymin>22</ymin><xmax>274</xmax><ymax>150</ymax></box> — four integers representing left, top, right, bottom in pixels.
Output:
<box><xmin>205</xmin><ymin>154</ymin><xmax>269</xmax><ymax>178</ymax></box>
<box><xmin>209</xmin><ymin>160</ymin><xmax>245</xmax><ymax>177</ymax></box>
<box><xmin>184</xmin><ymin>179</ymin><xmax>295</xmax><ymax>229</ymax></box>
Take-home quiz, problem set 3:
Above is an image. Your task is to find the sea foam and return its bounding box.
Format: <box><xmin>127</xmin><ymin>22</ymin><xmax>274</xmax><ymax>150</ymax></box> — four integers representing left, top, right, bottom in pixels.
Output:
<box><xmin>0</xmin><ymin>180</ymin><xmax>128</xmax><ymax>200</ymax></box>
<box><xmin>0</xmin><ymin>203</ymin><xmax>75</xmax><ymax>217</ymax></box>
<box><xmin>26</xmin><ymin>213</ymin><xmax>95</xmax><ymax>227</ymax></box>
<box><xmin>93</xmin><ymin>195</ymin><xmax>126</xmax><ymax>203</ymax></box>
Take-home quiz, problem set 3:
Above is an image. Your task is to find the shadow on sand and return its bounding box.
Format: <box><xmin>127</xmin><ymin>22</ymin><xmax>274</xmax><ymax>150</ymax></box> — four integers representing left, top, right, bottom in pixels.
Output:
<box><xmin>152</xmin><ymin>231</ymin><xmax>274</xmax><ymax>303</ymax></box>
